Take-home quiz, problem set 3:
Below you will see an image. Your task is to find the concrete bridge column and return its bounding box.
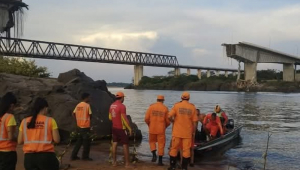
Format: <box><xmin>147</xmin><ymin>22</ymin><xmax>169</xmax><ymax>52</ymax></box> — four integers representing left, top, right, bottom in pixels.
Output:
<box><xmin>187</xmin><ymin>69</ymin><xmax>191</xmax><ymax>76</ymax></box>
<box><xmin>216</xmin><ymin>71</ymin><xmax>220</xmax><ymax>77</ymax></box>
<box><xmin>174</xmin><ymin>68</ymin><xmax>181</xmax><ymax>76</ymax></box>
<box><xmin>244</xmin><ymin>62</ymin><xmax>257</xmax><ymax>82</ymax></box>
<box><xmin>197</xmin><ymin>69</ymin><xmax>202</xmax><ymax>79</ymax></box>
<box><xmin>134</xmin><ymin>65</ymin><xmax>143</xmax><ymax>86</ymax></box>
<box><xmin>225</xmin><ymin>71</ymin><xmax>228</xmax><ymax>77</ymax></box>
<box><xmin>283</xmin><ymin>63</ymin><xmax>295</xmax><ymax>82</ymax></box>
<box><xmin>207</xmin><ymin>70</ymin><xmax>211</xmax><ymax>78</ymax></box>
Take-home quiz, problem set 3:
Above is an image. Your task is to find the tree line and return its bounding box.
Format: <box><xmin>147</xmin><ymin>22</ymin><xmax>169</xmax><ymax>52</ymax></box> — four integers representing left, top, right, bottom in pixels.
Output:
<box><xmin>0</xmin><ymin>56</ymin><xmax>50</xmax><ymax>78</ymax></box>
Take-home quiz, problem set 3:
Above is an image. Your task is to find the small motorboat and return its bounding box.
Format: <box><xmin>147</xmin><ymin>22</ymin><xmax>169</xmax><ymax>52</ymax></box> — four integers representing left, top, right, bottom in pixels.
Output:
<box><xmin>194</xmin><ymin>119</ymin><xmax>242</xmax><ymax>153</ymax></box>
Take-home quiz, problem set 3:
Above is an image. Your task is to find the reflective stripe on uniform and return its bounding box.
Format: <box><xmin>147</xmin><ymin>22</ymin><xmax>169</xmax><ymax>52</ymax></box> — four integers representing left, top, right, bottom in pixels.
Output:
<box><xmin>0</xmin><ymin>114</ymin><xmax>9</xmax><ymax>141</ymax></box>
<box><xmin>24</xmin><ymin>117</ymin><xmax>52</xmax><ymax>144</ymax></box>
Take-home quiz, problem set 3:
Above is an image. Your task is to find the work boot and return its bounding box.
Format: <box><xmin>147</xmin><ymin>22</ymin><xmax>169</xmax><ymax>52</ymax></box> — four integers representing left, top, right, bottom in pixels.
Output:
<box><xmin>151</xmin><ymin>150</ymin><xmax>157</xmax><ymax>162</ymax></box>
<box><xmin>158</xmin><ymin>156</ymin><xmax>164</xmax><ymax>166</ymax></box>
<box><xmin>70</xmin><ymin>156</ymin><xmax>80</xmax><ymax>161</ymax></box>
<box><xmin>182</xmin><ymin>157</ymin><xmax>189</xmax><ymax>170</ymax></box>
<box><xmin>168</xmin><ymin>156</ymin><xmax>176</xmax><ymax>170</ymax></box>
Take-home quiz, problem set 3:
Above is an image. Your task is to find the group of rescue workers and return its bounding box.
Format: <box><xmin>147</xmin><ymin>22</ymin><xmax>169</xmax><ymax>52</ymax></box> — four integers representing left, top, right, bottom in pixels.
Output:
<box><xmin>0</xmin><ymin>91</ymin><xmax>228</xmax><ymax>170</ymax></box>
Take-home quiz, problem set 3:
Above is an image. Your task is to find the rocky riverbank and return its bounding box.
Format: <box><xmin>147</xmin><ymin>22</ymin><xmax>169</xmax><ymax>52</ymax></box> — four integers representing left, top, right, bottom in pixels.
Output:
<box><xmin>0</xmin><ymin>69</ymin><xmax>142</xmax><ymax>142</ymax></box>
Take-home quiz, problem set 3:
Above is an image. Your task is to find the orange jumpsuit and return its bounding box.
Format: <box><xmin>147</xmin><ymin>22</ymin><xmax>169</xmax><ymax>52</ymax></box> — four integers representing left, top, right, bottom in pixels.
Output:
<box><xmin>168</xmin><ymin>101</ymin><xmax>198</xmax><ymax>158</ymax></box>
<box><xmin>203</xmin><ymin>113</ymin><xmax>224</xmax><ymax>137</ymax></box>
<box><xmin>145</xmin><ymin>102</ymin><xmax>170</xmax><ymax>156</ymax></box>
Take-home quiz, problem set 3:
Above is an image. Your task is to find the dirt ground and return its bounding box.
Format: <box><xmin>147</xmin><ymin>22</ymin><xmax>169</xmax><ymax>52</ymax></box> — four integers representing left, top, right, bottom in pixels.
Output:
<box><xmin>15</xmin><ymin>143</ymin><xmax>237</xmax><ymax>170</ymax></box>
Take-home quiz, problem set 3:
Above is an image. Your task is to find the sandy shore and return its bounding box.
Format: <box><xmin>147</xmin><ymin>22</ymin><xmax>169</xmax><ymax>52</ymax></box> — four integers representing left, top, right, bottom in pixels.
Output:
<box><xmin>15</xmin><ymin>143</ymin><xmax>237</xmax><ymax>170</ymax></box>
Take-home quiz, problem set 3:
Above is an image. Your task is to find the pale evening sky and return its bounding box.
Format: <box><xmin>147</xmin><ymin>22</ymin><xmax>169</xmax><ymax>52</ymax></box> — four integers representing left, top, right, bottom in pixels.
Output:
<box><xmin>19</xmin><ymin>0</ymin><xmax>300</xmax><ymax>83</ymax></box>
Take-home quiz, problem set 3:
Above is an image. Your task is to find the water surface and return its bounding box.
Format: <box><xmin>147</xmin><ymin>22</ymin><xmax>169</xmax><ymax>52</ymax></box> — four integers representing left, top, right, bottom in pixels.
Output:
<box><xmin>108</xmin><ymin>88</ymin><xmax>300</xmax><ymax>170</ymax></box>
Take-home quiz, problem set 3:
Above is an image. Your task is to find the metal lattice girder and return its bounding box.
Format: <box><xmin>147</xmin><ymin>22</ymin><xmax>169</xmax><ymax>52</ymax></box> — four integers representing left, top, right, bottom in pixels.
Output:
<box><xmin>0</xmin><ymin>37</ymin><xmax>179</xmax><ymax>67</ymax></box>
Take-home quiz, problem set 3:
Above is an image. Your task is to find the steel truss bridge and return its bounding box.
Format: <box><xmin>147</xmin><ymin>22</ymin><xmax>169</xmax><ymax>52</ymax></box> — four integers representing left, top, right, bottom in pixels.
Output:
<box><xmin>0</xmin><ymin>37</ymin><xmax>239</xmax><ymax>72</ymax></box>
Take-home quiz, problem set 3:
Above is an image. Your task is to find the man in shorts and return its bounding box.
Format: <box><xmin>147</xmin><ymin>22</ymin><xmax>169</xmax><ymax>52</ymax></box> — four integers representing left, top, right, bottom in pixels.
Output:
<box><xmin>109</xmin><ymin>92</ymin><xmax>132</xmax><ymax>168</ymax></box>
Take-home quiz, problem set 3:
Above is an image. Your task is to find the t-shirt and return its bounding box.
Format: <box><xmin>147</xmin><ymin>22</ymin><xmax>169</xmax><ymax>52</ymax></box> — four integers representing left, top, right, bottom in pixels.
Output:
<box><xmin>19</xmin><ymin>117</ymin><xmax>58</xmax><ymax>131</ymax></box>
<box><xmin>168</xmin><ymin>100</ymin><xmax>198</xmax><ymax>139</ymax></box>
<box><xmin>109</xmin><ymin>100</ymin><xmax>131</xmax><ymax>131</ymax></box>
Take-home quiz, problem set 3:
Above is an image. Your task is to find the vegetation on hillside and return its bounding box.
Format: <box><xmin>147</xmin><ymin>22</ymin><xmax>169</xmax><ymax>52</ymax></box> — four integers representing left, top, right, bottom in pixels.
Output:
<box><xmin>132</xmin><ymin>69</ymin><xmax>299</xmax><ymax>91</ymax></box>
<box><xmin>0</xmin><ymin>56</ymin><xmax>50</xmax><ymax>78</ymax></box>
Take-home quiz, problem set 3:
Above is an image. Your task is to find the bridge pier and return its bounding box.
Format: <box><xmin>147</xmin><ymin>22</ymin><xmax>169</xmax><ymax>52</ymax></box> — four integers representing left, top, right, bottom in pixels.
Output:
<box><xmin>225</xmin><ymin>71</ymin><xmax>228</xmax><ymax>77</ymax></box>
<box><xmin>216</xmin><ymin>71</ymin><xmax>220</xmax><ymax>77</ymax></box>
<box><xmin>207</xmin><ymin>70</ymin><xmax>211</xmax><ymax>78</ymax></box>
<box><xmin>283</xmin><ymin>63</ymin><xmax>295</xmax><ymax>81</ymax></box>
<box><xmin>197</xmin><ymin>69</ymin><xmax>202</xmax><ymax>79</ymax></box>
<box><xmin>134</xmin><ymin>65</ymin><xmax>143</xmax><ymax>86</ymax></box>
<box><xmin>187</xmin><ymin>69</ymin><xmax>191</xmax><ymax>76</ymax></box>
<box><xmin>174</xmin><ymin>68</ymin><xmax>181</xmax><ymax>76</ymax></box>
<box><xmin>244</xmin><ymin>62</ymin><xmax>257</xmax><ymax>82</ymax></box>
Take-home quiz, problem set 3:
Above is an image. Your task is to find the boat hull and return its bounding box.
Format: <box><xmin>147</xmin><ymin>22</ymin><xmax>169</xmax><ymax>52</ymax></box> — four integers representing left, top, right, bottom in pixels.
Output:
<box><xmin>194</xmin><ymin>125</ymin><xmax>243</xmax><ymax>154</ymax></box>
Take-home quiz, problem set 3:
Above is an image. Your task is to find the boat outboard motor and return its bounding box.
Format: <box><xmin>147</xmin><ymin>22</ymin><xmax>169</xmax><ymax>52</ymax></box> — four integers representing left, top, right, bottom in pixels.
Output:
<box><xmin>226</xmin><ymin>119</ymin><xmax>234</xmax><ymax>129</ymax></box>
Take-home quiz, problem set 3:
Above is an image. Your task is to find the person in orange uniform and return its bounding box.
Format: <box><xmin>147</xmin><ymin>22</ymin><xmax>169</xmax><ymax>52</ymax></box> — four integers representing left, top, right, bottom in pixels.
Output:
<box><xmin>71</xmin><ymin>93</ymin><xmax>93</xmax><ymax>161</ymax></box>
<box><xmin>214</xmin><ymin>105</ymin><xmax>228</xmax><ymax>130</ymax></box>
<box><xmin>0</xmin><ymin>92</ymin><xmax>18</xmax><ymax>170</ymax></box>
<box><xmin>109</xmin><ymin>91</ymin><xmax>132</xmax><ymax>168</ymax></box>
<box><xmin>168</xmin><ymin>92</ymin><xmax>198</xmax><ymax>170</ymax></box>
<box><xmin>203</xmin><ymin>113</ymin><xmax>224</xmax><ymax>140</ymax></box>
<box><xmin>145</xmin><ymin>95</ymin><xmax>170</xmax><ymax>166</ymax></box>
<box><xmin>18</xmin><ymin>97</ymin><xmax>60</xmax><ymax>170</ymax></box>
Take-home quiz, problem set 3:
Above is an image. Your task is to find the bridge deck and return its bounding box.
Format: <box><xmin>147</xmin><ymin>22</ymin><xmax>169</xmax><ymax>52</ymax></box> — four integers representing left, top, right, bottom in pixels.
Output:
<box><xmin>0</xmin><ymin>37</ymin><xmax>241</xmax><ymax>72</ymax></box>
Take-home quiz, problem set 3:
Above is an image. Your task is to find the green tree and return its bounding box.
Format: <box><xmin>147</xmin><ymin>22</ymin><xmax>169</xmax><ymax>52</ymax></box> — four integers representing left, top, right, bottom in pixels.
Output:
<box><xmin>0</xmin><ymin>56</ymin><xmax>50</xmax><ymax>77</ymax></box>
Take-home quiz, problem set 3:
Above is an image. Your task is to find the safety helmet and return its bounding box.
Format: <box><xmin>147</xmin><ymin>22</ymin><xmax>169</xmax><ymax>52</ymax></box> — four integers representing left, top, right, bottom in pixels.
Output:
<box><xmin>214</xmin><ymin>105</ymin><xmax>221</xmax><ymax>113</ymax></box>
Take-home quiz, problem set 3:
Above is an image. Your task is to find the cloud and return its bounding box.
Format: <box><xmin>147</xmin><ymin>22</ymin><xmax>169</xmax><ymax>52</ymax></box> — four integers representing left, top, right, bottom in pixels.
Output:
<box><xmin>78</xmin><ymin>31</ymin><xmax>158</xmax><ymax>51</ymax></box>
<box><xmin>18</xmin><ymin>0</ymin><xmax>300</xmax><ymax>82</ymax></box>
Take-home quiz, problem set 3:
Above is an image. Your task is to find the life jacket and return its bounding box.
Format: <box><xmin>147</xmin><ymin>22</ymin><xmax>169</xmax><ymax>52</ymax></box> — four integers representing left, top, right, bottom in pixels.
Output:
<box><xmin>0</xmin><ymin>113</ymin><xmax>17</xmax><ymax>151</ymax></box>
<box><xmin>22</xmin><ymin>115</ymin><xmax>54</xmax><ymax>153</ymax></box>
<box><xmin>75</xmin><ymin>102</ymin><xmax>91</xmax><ymax>128</ymax></box>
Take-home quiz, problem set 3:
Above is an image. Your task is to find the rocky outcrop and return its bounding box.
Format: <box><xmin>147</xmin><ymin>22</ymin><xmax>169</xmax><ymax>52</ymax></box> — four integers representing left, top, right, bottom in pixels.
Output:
<box><xmin>0</xmin><ymin>69</ymin><xmax>141</xmax><ymax>142</ymax></box>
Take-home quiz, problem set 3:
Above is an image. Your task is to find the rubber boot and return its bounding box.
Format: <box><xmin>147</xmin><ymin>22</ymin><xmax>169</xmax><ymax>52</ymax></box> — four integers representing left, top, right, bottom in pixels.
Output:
<box><xmin>151</xmin><ymin>150</ymin><xmax>157</xmax><ymax>162</ymax></box>
<box><xmin>182</xmin><ymin>157</ymin><xmax>189</xmax><ymax>170</ymax></box>
<box><xmin>168</xmin><ymin>156</ymin><xmax>176</xmax><ymax>170</ymax></box>
<box><xmin>158</xmin><ymin>156</ymin><xmax>164</xmax><ymax>166</ymax></box>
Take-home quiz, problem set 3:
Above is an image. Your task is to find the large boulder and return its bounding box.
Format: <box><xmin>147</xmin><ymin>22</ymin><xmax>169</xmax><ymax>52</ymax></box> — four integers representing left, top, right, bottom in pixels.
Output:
<box><xmin>0</xmin><ymin>69</ymin><xmax>141</xmax><ymax>142</ymax></box>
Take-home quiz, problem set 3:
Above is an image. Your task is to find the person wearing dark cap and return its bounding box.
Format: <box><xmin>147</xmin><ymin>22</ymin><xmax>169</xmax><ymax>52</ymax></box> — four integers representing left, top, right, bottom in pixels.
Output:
<box><xmin>71</xmin><ymin>93</ymin><xmax>93</xmax><ymax>161</ymax></box>
<box><xmin>168</xmin><ymin>92</ymin><xmax>198</xmax><ymax>170</ymax></box>
<box><xmin>145</xmin><ymin>95</ymin><xmax>170</xmax><ymax>166</ymax></box>
<box><xmin>109</xmin><ymin>91</ymin><xmax>133</xmax><ymax>168</ymax></box>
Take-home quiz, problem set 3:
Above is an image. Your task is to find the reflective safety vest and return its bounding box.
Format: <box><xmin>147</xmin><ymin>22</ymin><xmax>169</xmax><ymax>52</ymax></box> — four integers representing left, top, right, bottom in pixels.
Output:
<box><xmin>0</xmin><ymin>113</ymin><xmax>17</xmax><ymax>151</ymax></box>
<box><xmin>74</xmin><ymin>102</ymin><xmax>91</xmax><ymax>128</ymax></box>
<box><xmin>22</xmin><ymin>116</ymin><xmax>54</xmax><ymax>153</ymax></box>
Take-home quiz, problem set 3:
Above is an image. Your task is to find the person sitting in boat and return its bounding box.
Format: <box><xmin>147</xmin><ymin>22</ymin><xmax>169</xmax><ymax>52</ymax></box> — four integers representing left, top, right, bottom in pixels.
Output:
<box><xmin>203</xmin><ymin>113</ymin><xmax>224</xmax><ymax>140</ymax></box>
<box><xmin>214</xmin><ymin>105</ymin><xmax>228</xmax><ymax>131</ymax></box>
<box><xmin>196</xmin><ymin>113</ymin><xmax>207</xmax><ymax>141</ymax></box>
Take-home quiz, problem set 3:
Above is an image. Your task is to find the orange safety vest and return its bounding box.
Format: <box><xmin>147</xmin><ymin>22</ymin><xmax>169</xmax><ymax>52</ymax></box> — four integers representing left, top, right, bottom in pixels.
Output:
<box><xmin>22</xmin><ymin>115</ymin><xmax>54</xmax><ymax>153</ymax></box>
<box><xmin>0</xmin><ymin>113</ymin><xmax>17</xmax><ymax>151</ymax></box>
<box><xmin>75</xmin><ymin>102</ymin><xmax>91</xmax><ymax>128</ymax></box>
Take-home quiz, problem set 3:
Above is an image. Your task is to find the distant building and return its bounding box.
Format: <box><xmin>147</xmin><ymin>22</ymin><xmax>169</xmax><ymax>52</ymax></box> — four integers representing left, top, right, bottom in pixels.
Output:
<box><xmin>0</xmin><ymin>0</ymin><xmax>28</xmax><ymax>38</ymax></box>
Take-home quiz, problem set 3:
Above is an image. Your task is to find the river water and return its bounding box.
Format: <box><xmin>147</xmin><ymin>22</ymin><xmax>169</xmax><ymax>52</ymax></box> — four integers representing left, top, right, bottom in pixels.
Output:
<box><xmin>108</xmin><ymin>88</ymin><xmax>300</xmax><ymax>170</ymax></box>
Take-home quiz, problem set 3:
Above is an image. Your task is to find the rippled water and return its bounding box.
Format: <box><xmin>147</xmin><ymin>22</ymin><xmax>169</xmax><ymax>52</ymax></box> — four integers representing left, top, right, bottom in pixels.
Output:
<box><xmin>108</xmin><ymin>88</ymin><xmax>300</xmax><ymax>170</ymax></box>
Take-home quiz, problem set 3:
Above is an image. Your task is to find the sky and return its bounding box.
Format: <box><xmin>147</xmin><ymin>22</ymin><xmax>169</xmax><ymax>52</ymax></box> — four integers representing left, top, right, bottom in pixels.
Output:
<box><xmin>17</xmin><ymin>0</ymin><xmax>300</xmax><ymax>83</ymax></box>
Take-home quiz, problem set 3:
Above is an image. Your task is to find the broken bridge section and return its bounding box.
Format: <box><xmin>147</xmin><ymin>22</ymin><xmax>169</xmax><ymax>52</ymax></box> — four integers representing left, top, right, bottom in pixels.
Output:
<box><xmin>222</xmin><ymin>42</ymin><xmax>300</xmax><ymax>82</ymax></box>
